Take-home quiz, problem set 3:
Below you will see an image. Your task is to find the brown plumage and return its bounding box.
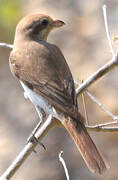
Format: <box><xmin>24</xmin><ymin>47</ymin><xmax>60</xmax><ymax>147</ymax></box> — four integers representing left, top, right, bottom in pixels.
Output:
<box><xmin>9</xmin><ymin>13</ymin><xmax>109</xmax><ymax>174</ymax></box>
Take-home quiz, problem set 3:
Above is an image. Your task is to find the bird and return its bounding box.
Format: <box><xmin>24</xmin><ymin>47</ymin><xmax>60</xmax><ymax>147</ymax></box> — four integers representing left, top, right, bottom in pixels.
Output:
<box><xmin>9</xmin><ymin>13</ymin><xmax>108</xmax><ymax>174</ymax></box>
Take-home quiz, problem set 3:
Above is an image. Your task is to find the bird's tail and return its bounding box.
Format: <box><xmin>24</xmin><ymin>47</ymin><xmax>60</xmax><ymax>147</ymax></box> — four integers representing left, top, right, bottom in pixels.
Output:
<box><xmin>62</xmin><ymin>115</ymin><xmax>109</xmax><ymax>174</ymax></box>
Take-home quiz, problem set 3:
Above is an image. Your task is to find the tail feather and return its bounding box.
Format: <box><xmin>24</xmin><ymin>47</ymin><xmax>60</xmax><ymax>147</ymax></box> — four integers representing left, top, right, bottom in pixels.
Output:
<box><xmin>62</xmin><ymin>117</ymin><xmax>109</xmax><ymax>174</ymax></box>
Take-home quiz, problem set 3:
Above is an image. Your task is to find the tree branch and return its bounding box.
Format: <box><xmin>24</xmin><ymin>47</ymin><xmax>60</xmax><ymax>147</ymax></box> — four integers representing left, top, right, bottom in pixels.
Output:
<box><xmin>0</xmin><ymin>115</ymin><xmax>55</xmax><ymax>180</ymax></box>
<box><xmin>76</xmin><ymin>55</ymin><xmax>118</xmax><ymax>95</ymax></box>
<box><xmin>76</xmin><ymin>4</ymin><xmax>117</xmax><ymax>95</ymax></box>
<box><xmin>75</xmin><ymin>80</ymin><xmax>118</xmax><ymax>122</ymax></box>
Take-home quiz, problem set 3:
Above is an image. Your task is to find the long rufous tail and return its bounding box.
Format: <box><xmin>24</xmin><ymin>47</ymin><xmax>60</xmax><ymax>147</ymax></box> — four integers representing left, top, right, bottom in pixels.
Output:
<box><xmin>62</xmin><ymin>116</ymin><xmax>109</xmax><ymax>174</ymax></box>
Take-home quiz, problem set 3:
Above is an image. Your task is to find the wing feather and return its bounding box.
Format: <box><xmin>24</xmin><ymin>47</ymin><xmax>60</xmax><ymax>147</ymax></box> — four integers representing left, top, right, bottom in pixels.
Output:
<box><xmin>10</xmin><ymin>41</ymin><xmax>78</xmax><ymax>118</ymax></box>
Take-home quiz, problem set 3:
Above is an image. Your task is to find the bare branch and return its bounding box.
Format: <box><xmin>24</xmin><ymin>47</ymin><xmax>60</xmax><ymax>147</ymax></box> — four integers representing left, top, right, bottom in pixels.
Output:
<box><xmin>81</xmin><ymin>91</ymin><xmax>89</xmax><ymax>125</ymax></box>
<box><xmin>0</xmin><ymin>115</ymin><xmax>54</xmax><ymax>180</ymax></box>
<box><xmin>76</xmin><ymin>4</ymin><xmax>118</xmax><ymax>95</ymax></box>
<box><xmin>75</xmin><ymin>80</ymin><xmax>118</xmax><ymax>122</ymax></box>
<box><xmin>87</xmin><ymin>125</ymin><xmax>118</xmax><ymax>132</ymax></box>
<box><xmin>76</xmin><ymin>55</ymin><xmax>118</xmax><ymax>95</ymax></box>
<box><xmin>0</xmin><ymin>43</ymin><xmax>13</xmax><ymax>49</ymax></box>
<box><xmin>86</xmin><ymin>90</ymin><xmax>118</xmax><ymax>121</ymax></box>
<box><xmin>59</xmin><ymin>151</ymin><xmax>70</xmax><ymax>180</ymax></box>
<box><xmin>102</xmin><ymin>5</ymin><xmax>115</xmax><ymax>57</ymax></box>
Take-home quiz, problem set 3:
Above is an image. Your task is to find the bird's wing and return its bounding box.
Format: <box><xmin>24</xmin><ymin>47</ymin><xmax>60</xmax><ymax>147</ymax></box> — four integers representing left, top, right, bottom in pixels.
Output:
<box><xmin>10</xmin><ymin>42</ymin><xmax>78</xmax><ymax>118</ymax></box>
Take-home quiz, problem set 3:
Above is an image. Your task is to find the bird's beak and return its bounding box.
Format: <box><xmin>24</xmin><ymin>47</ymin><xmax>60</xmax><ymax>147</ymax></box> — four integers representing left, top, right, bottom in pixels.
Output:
<box><xmin>50</xmin><ymin>20</ymin><xmax>65</xmax><ymax>28</ymax></box>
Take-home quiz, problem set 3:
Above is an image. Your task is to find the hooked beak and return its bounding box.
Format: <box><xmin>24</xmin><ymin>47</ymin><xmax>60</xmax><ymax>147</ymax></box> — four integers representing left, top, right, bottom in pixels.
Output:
<box><xmin>50</xmin><ymin>20</ymin><xmax>65</xmax><ymax>28</ymax></box>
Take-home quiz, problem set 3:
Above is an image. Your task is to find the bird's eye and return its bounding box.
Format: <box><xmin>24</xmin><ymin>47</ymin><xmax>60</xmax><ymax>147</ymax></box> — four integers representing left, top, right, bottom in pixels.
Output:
<box><xmin>41</xmin><ymin>19</ymin><xmax>49</xmax><ymax>26</ymax></box>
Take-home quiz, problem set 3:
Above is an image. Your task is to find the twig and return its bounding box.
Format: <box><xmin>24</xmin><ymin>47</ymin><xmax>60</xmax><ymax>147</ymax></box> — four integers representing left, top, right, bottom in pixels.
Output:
<box><xmin>59</xmin><ymin>151</ymin><xmax>69</xmax><ymax>180</ymax></box>
<box><xmin>81</xmin><ymin>91</ymin><xmax>89</xmax><ymax>125</ymax></box>
<box><xmin>76</xmin><ymin>4</ymin><xmax>118</xmax><ymax>124</ymax></box>
<box><xmin>0</xmin><ymin>43</ymin><xmax>13</xmax><ymax>49</ymax></box>
<box><xmin>86</xmin><ymin>90</ymin><xmax>118</xmax><ymax>122</ymax></box>
<box><xmin>0</xmin><ymin>115</ymin><xmax>53</xmax><ymax>180</ymax></box>
<box><xmin>102</xmin><ymin>5</ymin><xmax>115</xmax><ymax>57</ymax></box>
<box><xmin>76</xmin><ymin>4</ymin><xmax>118</xmax><ymax>95</ymax></box>
<box><xmin>86</xmin><ymin>125</ymin><xmax>118</xmax><ymax>132</ymax></box>
<box><xmin>76</xmin><ymin>55</ymin><xmax>118</xmax><ymax>95</ymax></box>
<box><xmin>75</xmin><ymin>80</ymin><xmax>118</xmax><ymax>122</ymax></box>
<box><xmin>78</xmin><ymin>82</ymin><xmax>118</xmax><ymax>131</ymax></box>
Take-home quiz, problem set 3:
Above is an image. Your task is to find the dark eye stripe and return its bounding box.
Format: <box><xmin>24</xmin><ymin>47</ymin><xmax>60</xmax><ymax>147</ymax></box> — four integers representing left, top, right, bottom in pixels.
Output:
<box><xmin>33</xmin><ymin>19</ymin><xmax>49</xmax><ymax>34</ymax></box>
<box><xmin>26</xmin><ymin>19</ymin><xmax>49</xmax><ymax>35</ymax></box>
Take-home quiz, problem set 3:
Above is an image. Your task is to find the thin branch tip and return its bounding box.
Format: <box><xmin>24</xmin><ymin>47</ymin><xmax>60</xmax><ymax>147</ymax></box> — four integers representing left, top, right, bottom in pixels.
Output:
<box><xmin>59</xmin><ymin>151</ymin><xmax>69</xmax><ymax>180</ymax></box>
<box><xmin>103</xmin><ymin>4</ymin><xmax>107</xmax><ymax>9</ymax></box>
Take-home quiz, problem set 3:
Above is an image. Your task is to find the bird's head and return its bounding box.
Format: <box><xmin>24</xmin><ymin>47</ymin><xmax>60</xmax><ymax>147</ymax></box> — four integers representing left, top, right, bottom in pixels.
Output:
<box><xmin>15</xmin><ymin>13</ymin><xmax>65</xmax><ymax>41</ymax></box>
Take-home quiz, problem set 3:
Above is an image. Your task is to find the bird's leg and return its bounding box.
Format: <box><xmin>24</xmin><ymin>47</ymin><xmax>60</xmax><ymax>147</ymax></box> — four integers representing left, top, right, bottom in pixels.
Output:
<box><xmin>27</xmin><ymin>106</ymin><xmax>47</xmax><ymax>150</ymax></box>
